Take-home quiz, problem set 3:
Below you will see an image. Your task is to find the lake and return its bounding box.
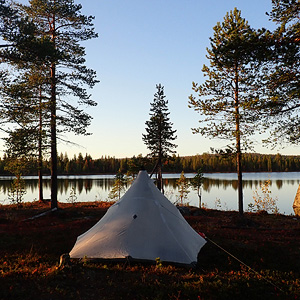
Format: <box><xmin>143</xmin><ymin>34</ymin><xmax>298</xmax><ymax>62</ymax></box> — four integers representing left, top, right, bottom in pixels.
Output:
<box><xmin>0</xmin><ymin>172</ymin><xmax>299</xmax><ymax>215</ymax></box>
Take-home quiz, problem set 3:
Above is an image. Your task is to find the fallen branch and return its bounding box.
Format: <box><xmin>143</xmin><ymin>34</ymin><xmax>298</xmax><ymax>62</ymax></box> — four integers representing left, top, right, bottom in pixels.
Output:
<box><xmin>23</xmin><ymin>207</ymin><xmax>58</xmax><ymax>221</ymax></box>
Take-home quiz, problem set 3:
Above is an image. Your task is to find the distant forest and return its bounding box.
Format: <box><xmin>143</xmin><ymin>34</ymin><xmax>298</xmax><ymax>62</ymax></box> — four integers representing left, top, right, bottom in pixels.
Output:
<box><xmin>0</xmin><ymin>152</ymin><xmax>300</xmax><ymax>176</ymax></box>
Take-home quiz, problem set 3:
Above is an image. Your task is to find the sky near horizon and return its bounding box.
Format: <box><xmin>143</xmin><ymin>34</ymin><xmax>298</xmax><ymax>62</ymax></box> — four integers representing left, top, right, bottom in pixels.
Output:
<box><xmin>3</xmin><ymin>0</ymin><xmax>300</xmax><ymax>159</ymax></box>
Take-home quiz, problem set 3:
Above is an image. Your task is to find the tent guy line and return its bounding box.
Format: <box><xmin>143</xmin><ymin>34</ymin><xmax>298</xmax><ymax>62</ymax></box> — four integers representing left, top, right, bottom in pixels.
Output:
<box><xmin>202</xmin><ymin>234</ymin><xmax>285</xmax><ymax>294</ymax></box>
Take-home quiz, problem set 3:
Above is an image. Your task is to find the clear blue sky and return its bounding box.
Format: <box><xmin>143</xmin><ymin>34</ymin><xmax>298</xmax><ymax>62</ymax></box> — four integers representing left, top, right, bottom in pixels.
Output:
<box><xmin>8</xmin><ymin>1</ymin><xmax>300</xmax><ymax>158</ymax></box>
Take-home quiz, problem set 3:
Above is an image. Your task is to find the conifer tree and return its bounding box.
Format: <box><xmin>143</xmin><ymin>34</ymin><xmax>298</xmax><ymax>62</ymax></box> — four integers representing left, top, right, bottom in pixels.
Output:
<box><xmin>1</xmin><ymin>0</ymin><xmax>99</xmax><ymax>209</ymax></box>
<box><xmin>142</xmin><ymin>84</ymin><xmax>177</xmax><ymax>192</ymax></box>
<box><xmin>2</xmin><ymin>68</ymin><xmax>49</xmax><ymax>202</ymax></box>
<box><xmin>189</xmin><ymin>8</ymin><xmax>264</xmax><ymax>215</ymax></box>
<box><xmin>261</xmin><ymin>0</ymin><xmax>300</xmax><ymax>147</ymax></box>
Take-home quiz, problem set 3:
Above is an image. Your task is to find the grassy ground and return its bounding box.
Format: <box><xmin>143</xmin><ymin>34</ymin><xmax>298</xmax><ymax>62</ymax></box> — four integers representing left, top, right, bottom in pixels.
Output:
<box><xmin>0</xmin><ymin>201</ymin><xmax>299</xmax><ymax>300</ymax></box>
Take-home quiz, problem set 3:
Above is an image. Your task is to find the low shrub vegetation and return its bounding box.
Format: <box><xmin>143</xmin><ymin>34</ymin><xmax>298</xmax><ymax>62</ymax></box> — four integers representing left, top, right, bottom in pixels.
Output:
<box><xmin>0</xmin><ymin>201</ymin><xmax>299</xmax><ymax>299</ymax></box>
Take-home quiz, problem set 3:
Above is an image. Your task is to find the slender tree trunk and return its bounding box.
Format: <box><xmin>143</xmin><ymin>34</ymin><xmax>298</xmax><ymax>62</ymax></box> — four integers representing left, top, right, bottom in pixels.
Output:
<box><xmin>38</xmin><ymin>87</ymin><xmax>43</xmax><ymax>202</ymax></box>
<box><xmin>50</xmin><ymin>61</ymin><xmax>57</xmax><ymax>209</ymax></box>
<box><xmin>198</xmin><ymin>187</ymin><xmax>202</xmax><ymax>208</ymax></box>
<box><xmin>234</xmin><ymin>65</ymin><xmax>243</xmax><ymax>216</ymax></box>
<box><xmin>150</xmin><ymin>159</ymin><xmax>159</xmax><ymax>178</ymax></box>
<box><xmin>157</xmin><ymin>142</ymin><xmax>164</xmax><ymax>194</ymax></box>
<box><xmin>49</xmin><ymin>11</ymin><xmax>58</xmax><ymax>209</ymax></box>
<box><xmin>38</xmin><ymin>160</ymin><xmax>43</xmax><ymax>202</ymax></box>
<box><xmin>236</xmin><ymin>145</ymin><xmax>243</xmax><ymax>215</ymax></box>
<box><xmin>150</xmin><ymin>158</ymin><xmax>163</xmax><ymax>192</ymax></box>
<box><xmin>157</xmin><ymin>157</ymin><xmax>162</xmax><ymax>192</ymax></box>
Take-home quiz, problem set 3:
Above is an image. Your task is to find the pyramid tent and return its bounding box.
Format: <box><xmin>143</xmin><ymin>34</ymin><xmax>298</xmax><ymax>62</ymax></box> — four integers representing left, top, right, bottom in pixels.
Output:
<box><xmin>69</xmin><ymin>170</ymin><xmax>206</xmax><ymax>265</ymax></box>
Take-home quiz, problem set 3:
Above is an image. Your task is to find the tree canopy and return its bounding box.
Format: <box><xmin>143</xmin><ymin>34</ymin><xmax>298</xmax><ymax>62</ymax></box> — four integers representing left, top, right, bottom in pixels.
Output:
<box><xmin>261</xmin><ymin>0</ymin><xmax>300</xmax><ymax>147</ymax></box>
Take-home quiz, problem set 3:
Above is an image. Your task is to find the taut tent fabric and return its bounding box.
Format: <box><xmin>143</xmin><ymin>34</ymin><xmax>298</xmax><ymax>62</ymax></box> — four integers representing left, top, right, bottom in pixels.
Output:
<box><xmin>69</xmin><ymin>170</ymin><xmax>206</xmax><ymax>265</ymax></box>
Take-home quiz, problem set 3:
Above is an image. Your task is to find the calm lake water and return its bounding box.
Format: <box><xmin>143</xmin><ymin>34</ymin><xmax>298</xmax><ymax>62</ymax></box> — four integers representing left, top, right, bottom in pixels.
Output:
<box><xmin>0</xmin><ymin>172</ymin><xmax>299</xmax><ymax>215</ymax></box>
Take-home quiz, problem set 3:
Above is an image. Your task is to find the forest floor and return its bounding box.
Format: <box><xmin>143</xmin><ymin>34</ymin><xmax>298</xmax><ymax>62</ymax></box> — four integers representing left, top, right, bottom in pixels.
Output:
<box><xmin>0</xmin><ymin>201</ymin><xmax>299</xmax><ymax>300</ymax></box>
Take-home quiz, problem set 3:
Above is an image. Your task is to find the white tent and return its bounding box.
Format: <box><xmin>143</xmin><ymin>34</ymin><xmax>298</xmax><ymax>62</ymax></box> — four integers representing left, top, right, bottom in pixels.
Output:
<box><xmin>293</xmin><ymin>184</ymin><xmax>300</xmax><ymax>216</ymax></box>
<box><xmin>69</xmin><ymin>170</ymin><xmax>206</xmax><ymax>265</ymax></box>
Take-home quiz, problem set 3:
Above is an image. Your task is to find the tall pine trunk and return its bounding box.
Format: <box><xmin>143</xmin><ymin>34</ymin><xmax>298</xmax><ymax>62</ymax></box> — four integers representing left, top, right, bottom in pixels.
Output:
<box><xmin>38</xmin><ymin>88</ymin><xmax>43</xmax><ymax>202</ymax></box>
<box><xmin>234</xmin><ymin>65</ymin><xmax>243</xmax><ymax>215</ymax></box>
<box><xmin>50</xmin><ymin>61</ymin><xmax>57</xmax><ymax>209</ymax></box>
<box><xmin>49</xmin><ymin>11</ymin><xmax>58</xmax><ymax>209</ymax></box>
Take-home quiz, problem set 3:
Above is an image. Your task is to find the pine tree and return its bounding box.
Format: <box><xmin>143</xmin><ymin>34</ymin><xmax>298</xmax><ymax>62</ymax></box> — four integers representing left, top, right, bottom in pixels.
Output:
<box><xmin>5</xmin><ymin>0</ymin><xmax>99</xmax><ymax>209</ymax></box>
<box><xmin>189</xmin><ymin>8</ymin><xmax>264</xmax><ymax>215</ymax></box>
<box><xmin>261</xmin><ymin>0</ymin><xmax>300</xmax><ymax>147</ymax></box>
<box><xmin>142</xmin><ymin>84</ymin><xmax>177</xmax><ymax>192</ymax></box>
<box><xmin>1</xmin><ymin>67</ymin><xmax>50</xmax><ymax>202</ymax></box>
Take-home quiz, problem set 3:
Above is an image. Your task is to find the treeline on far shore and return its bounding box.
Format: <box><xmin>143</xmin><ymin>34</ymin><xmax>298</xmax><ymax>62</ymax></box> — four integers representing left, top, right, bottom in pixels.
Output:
<box><xmin>0</xmin><ymin>152</ymin><xmax>300</xmax><ymax>176</ymax></box>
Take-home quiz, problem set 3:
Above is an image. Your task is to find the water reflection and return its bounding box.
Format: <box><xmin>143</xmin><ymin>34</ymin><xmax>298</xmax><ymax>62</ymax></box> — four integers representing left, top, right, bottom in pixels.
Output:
<box><xmin>0</xmin><ymin>172</ymin><xmax>299</xmax><ymax>215</ymax></box>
